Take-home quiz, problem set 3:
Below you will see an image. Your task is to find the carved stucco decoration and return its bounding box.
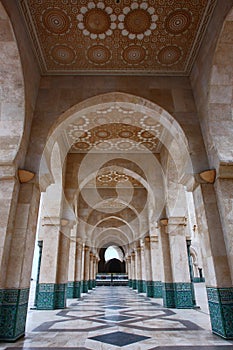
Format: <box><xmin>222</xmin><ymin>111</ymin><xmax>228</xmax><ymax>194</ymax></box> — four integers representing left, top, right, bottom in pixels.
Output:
<box><xmin>19</xmin><ymin>0</ymin><xmax>216</xmax><ymax>75</ymax></box>
<box><xmin>69</xmin><ymin>122</ymin><xmax>160</xmax><ymax>153</ymax></box>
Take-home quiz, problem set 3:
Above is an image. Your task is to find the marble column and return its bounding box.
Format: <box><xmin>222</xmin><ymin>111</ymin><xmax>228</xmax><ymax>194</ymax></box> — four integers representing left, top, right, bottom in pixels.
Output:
<box><xmin>150</xmin><ymin>234</ymin><xmax>163</xmax><ymax>298</ymax></box>
<box><xmin>140</xmin><ymin>241</ymin><xmax>147</xmax><ymax>293</ymax></box>
<box><xmin>186</xmin><ymin>239</ymin><xmax>197</xmax><ymax>306</ymax></box>
<box><xmin>136</xmin><ymin>246</ymin><xmax>143</xmax><ymax>293</ymax></box>
<box><xmin>167</xmin><ymin>217</ymin><xmax>194</xmax><ymax>308</ymax></box>
<box><xmin>89</xmin><ymin>252</ymin><xmax>93</xmax><ymax>290</ymax></box>
<box><xmin>127</xmin><ymin>256</ymin><xmax>132</xmax><ymax>287</ymax></box>
<box><xmin>193</xmin><ymin>183</ymin><xmax>233</xmax><ymax>339</ymax></box>
<box><xmin>34</xmin><ymin>240</ymin><xmax>43</xmax><ymax>307</ymax></box>
<box><xmin>0</xmin><ymin>180</ymin><xmax>40</xmax><ymax>341</ymax></box>
<box><xmin>0</xmin><ymin>170</ymin><xmax>19</xmax><ymax>289</ymax></box>
<box><xmin>131</xmin><ymin>252</ymin><xmax>137</xmax><ymax>289</ymax></box>
<box><xmin>74</xmin><ymin>242</ymin><xmax>83</xmax><ymax>298</ymax></box>
<box><xmin>144</xmin><ymin>236</ymin><xmax>153</xmax><ymax>297</ymax></box>
<box><xmin>82</xmin><ymin>246</ymin><xmax>90</xmax><ymax>293</ymax></box>
<box><xmin>37</xmin><ymin>217</ymin><xmax>66</xmax><ymax>310</ymax></box>
<box><xmin>67</xmin><ymin>235</ymin><xmax>76</xmax><ymax>298</ymax></box>
<box><xmin>160</xmin><ymin>219</ymin><xmax>174</xmax><ymax>308</ymax></box>
<box><xmin>92</xmin><ymin>256</ymin><xmax>97</xmax><ymax>288</ymax></box>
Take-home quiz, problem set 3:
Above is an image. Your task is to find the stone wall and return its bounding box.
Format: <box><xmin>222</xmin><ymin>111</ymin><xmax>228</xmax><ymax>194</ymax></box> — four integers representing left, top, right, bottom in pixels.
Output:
<box><xmin>25</xmin><ymin>75</ymin><xmax>208</xmax><ymax>176</ymax></box>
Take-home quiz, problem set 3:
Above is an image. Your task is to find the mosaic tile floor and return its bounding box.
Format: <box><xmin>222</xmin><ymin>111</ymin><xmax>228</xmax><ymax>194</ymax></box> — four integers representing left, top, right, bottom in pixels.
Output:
<box><xmin>1</xmin><ymin>286</ymin><xmax>233</xmax><ymax>350</ymax></box>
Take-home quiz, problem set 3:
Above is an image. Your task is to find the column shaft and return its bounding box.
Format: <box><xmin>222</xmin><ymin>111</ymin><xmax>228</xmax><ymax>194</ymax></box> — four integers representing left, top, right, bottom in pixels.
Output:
<box><xmin>193</xmin><ymin>183</ymin><xmax>233</xmax><ymax>338</ymax></box>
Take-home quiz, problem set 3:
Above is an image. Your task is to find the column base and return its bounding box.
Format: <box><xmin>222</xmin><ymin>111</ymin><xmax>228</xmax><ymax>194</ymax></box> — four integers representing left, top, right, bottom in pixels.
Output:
<box><xmin>82</xmin><ymin>280</ymin><xmax>89</xmax><ymax>293</ymax></box>
<box><xmin>146</xmin><ymin>281</ymin><xmax>154</xmax><ymax>297</ymax></box>
<box><xmin>162</xmin><ymin>282</ymin><xmax>194</xmax><ymax>308</ymax></box>
<box><xmin>137</xmin><ymin>280</ymin><xmax>144</xmax><ymax>293</ymax></box>
<box><xmin>67</xmin><ymin>282</ymin><xmax>75</xmax><ymax>298</ymax></box>
<box><xmin>152</xmin><ymin>281</ymin><xmax>163</xmax><ymax>298</ymax></box>
<box><xmin>88</xmin><ymin>280</ymin><xmax>93</xmax><ymax>290</ymax></box>
<box><xmin>162</xmin><ymin>283</ymin><xmax>175</xmax><ymax>307</ymax></box>
<box><xmin>0</xmin><ymin>288</ymin><xmax>29</xmax><ymax>342</ymax></box>
<box><xmin>132</xmin><ymin>279</ymin><xmax>137</xmax><ymax>289</ymax></box>
<box><xmin>37</xmin><ymin>283</ymin><xmax>66</xmax><ymax>310</ymax></box>
<box><xmin>128</xmin><ymin>279</ymin><xmax>132</xmax><ymax>288</ymax></box>
<box><xmin>207</xmin><ymin>287</ymin><xmax>233</xmax><ymax>339</ymax></box>
<box><xmin>73</xmin><ymin>281</ymin><xmax>81</xmax><ymax>298</ymax></box>
<box><xmin>142</xmin><ymin>280</ymin><xmax>147</xmax><ymax>293</ymax></box>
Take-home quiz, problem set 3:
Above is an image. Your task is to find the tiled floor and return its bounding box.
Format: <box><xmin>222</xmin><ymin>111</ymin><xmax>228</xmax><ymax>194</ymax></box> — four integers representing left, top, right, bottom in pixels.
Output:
<box><xmin>1</xmin><ymin>286</ymin><xmax>233</xmax><ymax>350</ymax></box>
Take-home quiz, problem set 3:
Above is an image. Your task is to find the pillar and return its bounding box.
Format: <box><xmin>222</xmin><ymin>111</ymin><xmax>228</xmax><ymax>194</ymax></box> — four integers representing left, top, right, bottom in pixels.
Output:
<box><xmin>92</xmin><ymin>256</ymin><xmax>97</xmax><ymax>288</ymax></box>
<box><xmin>168</xmin><ymin>217</ymin><xmax>194</xmax><ymax>308</ymax></box>
<box><xmin>160</xmin><ymin>219</ymin><xmax>175</xmax><ymax>308</ymax></box>
<box><xmin>144</xmin><ymin>236</ymin><xmax>153</xmax><ymax>297</ymax></box>
<box><xmin>0</xmin><ymin>180</ymin><xmax>40</xmax><ymax>341</ymax></box>
<box><xmin>82</xmin><ymin>246</ymin><xmax>90</xmax><ymax>293</ymax></box>
<box><xmin>127</xmin><ymin>256</ymin><xmax>132</xmax><ymax>287</ymax></box>
<box><xmin>74</xmin><ymin>242</ymin><xmax>83</xmax><ymax>298</ymax></box>
<box><xmin>34</xmin><ymin>240</ymin><xmax>43</xmax><ymax>307</ymax></box>
<box><xmin>140</xmin><ymin>241</ymin><xmax>147</xmax><ymax>293</ymax></box>
<box><xmin>89</xmin><ymin>252</ymin><xmax>93</xmax><ymax>290</ymax></box>
<box><xmin>131</xmin><ymin>252</ymin><xmax>137</xmax><ymax>289</ymax></box>
<box><xmin>67</xmin><ymin>235</ymin><xmax>76</xmax><ymax>298</ymax></box>
<box><xmin>186</xmin><ymin>239</ymin><xmax>197</xmax><ymax>306</ymax></box>
<box><xmin>193</xmin><ymin>182</ymin><xmax>233</xmax><ymax>339</ymax></box>
<box><xmin>136</xmin><ymin>246</ymin><xmax>143</xmax><ymax>293</ymax></box>
<box><xmin>150</xmin><ymin>234</ymin><xmax>163</xmax><ymax>298</ymax></box>
<box><xmin>37</xmin><ymin>217</ymin><xmax>66</xmax><ymax>310</ymax></box>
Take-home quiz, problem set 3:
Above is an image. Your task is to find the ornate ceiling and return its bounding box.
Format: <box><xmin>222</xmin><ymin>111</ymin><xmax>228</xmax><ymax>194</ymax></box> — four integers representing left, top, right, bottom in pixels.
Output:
<box><xmin>70</xmin><ymin>122</ymin><xmax>161</xmax><ymax>153</ymax></box>
<box><xmin>19</xmin><ymin>0</ymin><xmax>216</xmax><ymax>75</ymax></box>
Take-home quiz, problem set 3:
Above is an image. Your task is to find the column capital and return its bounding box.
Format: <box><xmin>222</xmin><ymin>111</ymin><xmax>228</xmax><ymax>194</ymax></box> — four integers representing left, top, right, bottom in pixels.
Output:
<box><xmin>0</xmin><ymin>164</ymin><xmax>17</xmax><ymax>181</ymax></box>
<box><xmin>42</xmin><ymin>216</ymin><xmax>60</xmax><ymax>226</ymax></box>
<box><xmin>168</xmin><ymin>217</ymin><xmax>187</xmax><ymax>226</ymax></box>
<box><xmin>144</xmin><ymin>236</ymin><xmax>150</xmax><ymax>243</ymax></box>
<box><xmin>160</xmin><ymin>218</ymin><xmax>168</xmax><ymax>226</ymax></box>
<box><xmin>150</xmin><ymin>235</ymin><xmax>159</xmax><ymax>243</ymax></box>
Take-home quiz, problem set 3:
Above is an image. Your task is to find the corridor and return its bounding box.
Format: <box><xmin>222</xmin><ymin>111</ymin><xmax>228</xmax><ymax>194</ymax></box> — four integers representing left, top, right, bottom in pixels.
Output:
<box><xmin>1</xmin><ymin>286</ymin><xmax>233</xmax><ymax>350</ymax></box>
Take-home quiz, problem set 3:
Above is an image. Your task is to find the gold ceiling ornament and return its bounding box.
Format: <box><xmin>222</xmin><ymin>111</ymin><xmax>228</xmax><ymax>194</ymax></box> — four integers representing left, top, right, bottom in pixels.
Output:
<box><xmin>19</xmin><ymin>0</ymin><xmax>217</xmax><ymax>74</ymax></box>
<box><xmin>118</xmin><ymin>2</ymin><xmax>158</xmax><ymax>40</ymax></box>
<box><xmin>68</xmin><ymin>122</ymin><xmax>160</xmax><ymax>153</ymax></box>
<box><xmin>77</xmin><ymin>2</ymin><xmax>117</xmax><ymax>39</ymax></box>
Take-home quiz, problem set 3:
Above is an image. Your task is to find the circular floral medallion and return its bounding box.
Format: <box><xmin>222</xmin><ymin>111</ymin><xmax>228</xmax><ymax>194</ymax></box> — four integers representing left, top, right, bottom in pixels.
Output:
<box><xmin>116</xmin><ymin>140</ymin><xmax>135</xmax><ymax>151</ymax></box>
<box><xmin>95</xmin><ymin>129</ymin><xmax>111</xmax><ymax>138</ymax></box>
<box><xmin>77</xmin><ymin>2</ymin><xmax>117</xmax><ymax>39</ymax></box>
<box><xmin>95</xmin><ymin>141</ymin><xmax>113</xmax><ymax>150</ymax></box>
<box><xmin>125</xmin><ymin>9</ymin><xmax>151</xmax><ymax>34</ymax></box>
<box><xmin>137</xmin><ymin>141</ymin><xmax>155</xmax><ymax>150</ymax></box>
<box><xmin>73</xmin><ymin>141</ymin><xmax>90</xmax><ymax>150</ymax></box>
<box><xmin>157</xmin><ymin>45</ymin><xmax>182</xmax><ymax>66</ymax></box>
<box><xmin>138</xmin><ymin>129</ymin><xmax>155</xmax><ymax>141</ymax></box>
<box><xmin>42</xmin><ymin>8</ymin><xmax>71</xmax><ymax>34</ymax></box>
<box><xmin>165</xmin><ymin>9</ymin><xmax>192</xmax><ymax>35</ymax></box>
<box><xmin>122</xmin><ymin>45</ymin><xmax>146</xmax><ymax>64</ymax></box>
<box><xmin>51</xmin><ymin>45</ymin><xmax>76</xmax><ymax>65</ymax></box>
<box><xmin>118</xmin><ymin>2</ymin><xmax>158</xmax><ymax>39</ymax></box>
<box><xmin>87</xmin><ymin>45</ymin><xmax>111</xmax><ymax>65</ymax></box>
<box><xmin>118</xmin><ymin>130</ymin><xmax>134</xmax><ymax>138</ymax></box>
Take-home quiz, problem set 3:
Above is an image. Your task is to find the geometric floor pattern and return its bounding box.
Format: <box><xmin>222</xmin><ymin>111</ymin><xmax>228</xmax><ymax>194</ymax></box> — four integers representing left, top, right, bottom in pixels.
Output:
<box><xmin>1</xmin><ymin>286</ymin><xmax>233</xmax><ymax>350</ymax></box>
